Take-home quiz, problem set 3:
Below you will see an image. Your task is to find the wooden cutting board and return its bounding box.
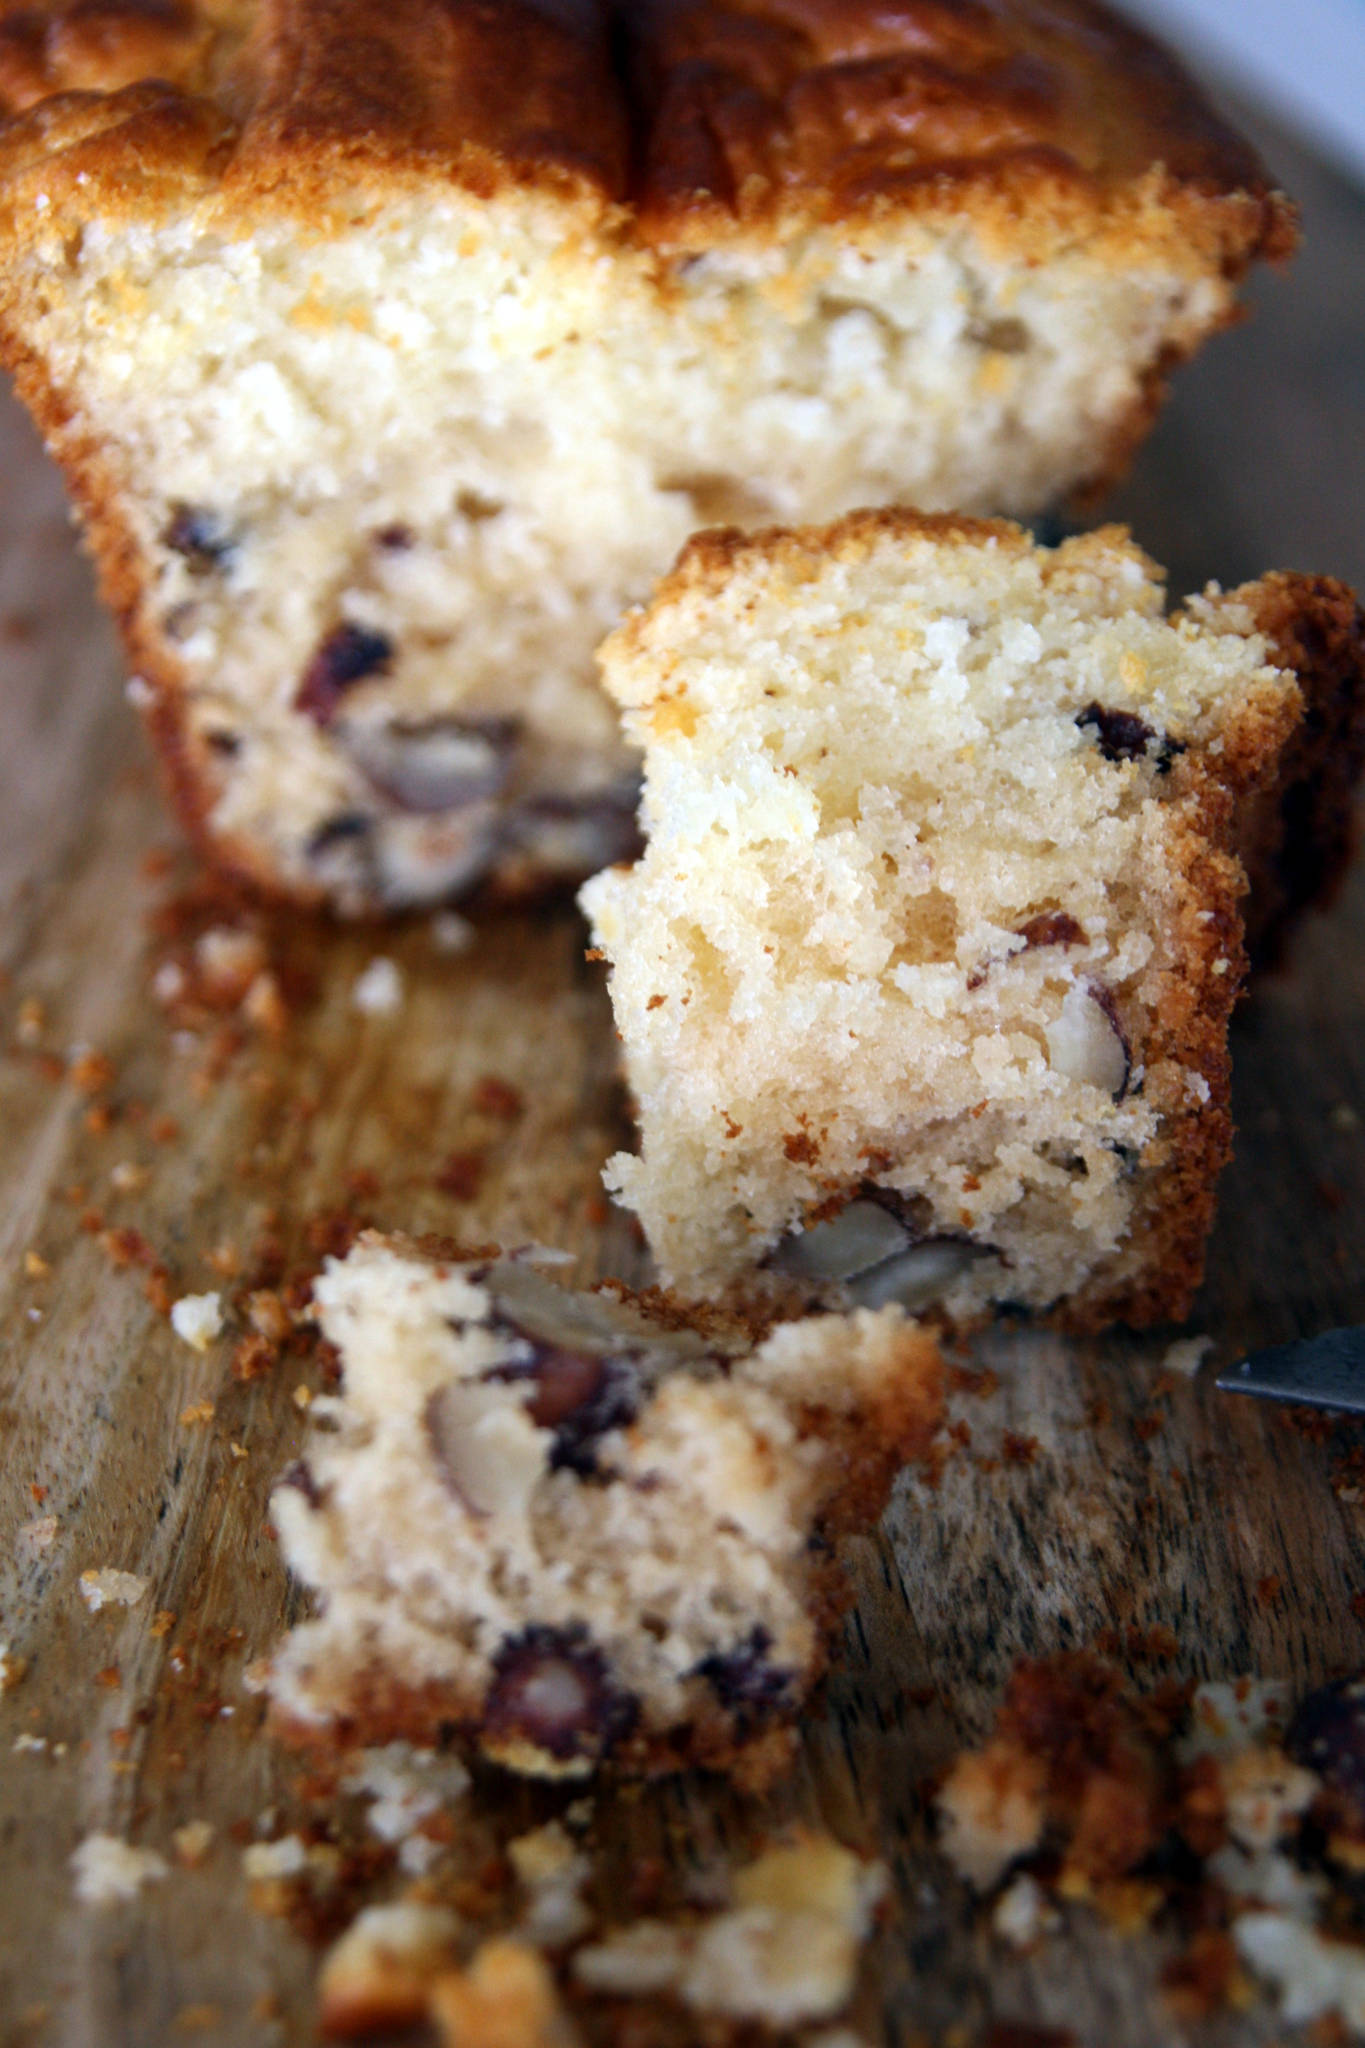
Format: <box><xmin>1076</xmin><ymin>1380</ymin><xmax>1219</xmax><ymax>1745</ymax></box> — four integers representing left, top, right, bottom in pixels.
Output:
<box><xmin>0</xmin><ymin>101</ymin><xmax>1363</xmax><ymax>2048</ymax></box>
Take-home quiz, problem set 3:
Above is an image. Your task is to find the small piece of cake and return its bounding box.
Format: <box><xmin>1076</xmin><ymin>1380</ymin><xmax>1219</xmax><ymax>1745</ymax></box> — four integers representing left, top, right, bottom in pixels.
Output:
<box><xmin>0</xmin><ymin>0</ymin><xmax>1293</xmax><ymax>910</ymax></box>
<box><xmin>580</xmin><ymin>513</ymin><xmax>1365</xmax><ymax>1328</ymax></box>
<box><xmin>266</xmin><ymin>1235</ymin><xmax>941</xmax><ymax>1781</ymax></box>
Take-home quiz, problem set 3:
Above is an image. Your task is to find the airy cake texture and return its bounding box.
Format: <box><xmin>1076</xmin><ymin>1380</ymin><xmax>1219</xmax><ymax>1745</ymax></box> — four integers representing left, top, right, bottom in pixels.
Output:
<box><xmin>0</xmin><ymin>0</ymin><xmax>1293</xmax><ymax>910</ymax></box>
<box><xmin>580</xmin><ymin>513</ymin><xmax>1365</xmax><ymax>1328</ymax></box>
<box><xmin>267</xmin><ymin>1235</ymin><xmax>942</xmax><ymax>1781</ymax></box>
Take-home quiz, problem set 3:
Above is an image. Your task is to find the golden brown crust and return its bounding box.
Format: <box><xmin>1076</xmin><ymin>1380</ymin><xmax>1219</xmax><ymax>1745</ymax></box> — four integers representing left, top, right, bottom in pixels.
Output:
<box><xmin>626</xmin><ymin>0</ymin><xmax>1290</xmax><ymax>237</ymax></box>
<box><xmin>0</xmin><ymin>0</ymin><xmax>1294</xmax><ymax>254</ymax></box>
<box><xmin>230</xmin><ymin>0</ymin><xmax>628</xmax><ymax>198</ymax></box>
<box><xmin>611</xmin><ymin>506</ymin><xmax>1033</xmax><ymax>653</ymax></box>
<box><xmin>0</xmin><ymin>0</ymin><xmax>218</xmax><ymax>115</ymax></box>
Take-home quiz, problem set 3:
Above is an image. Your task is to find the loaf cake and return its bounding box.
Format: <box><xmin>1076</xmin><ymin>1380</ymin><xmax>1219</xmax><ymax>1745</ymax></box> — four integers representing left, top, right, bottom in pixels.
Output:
<box><xmin>266</xmin><ymin>1235</ymin><xmax>942</xmax><ymax>1780</ymax></box>
<box><xmin>0</xmin><ymin>0</ymin><xmax>1293</xmax><ymax>911</ymax></box>
<box><xmin>580</xmin><ymin>514</ymin><xmax>1365</xmax><ymax>1328</ymax></box>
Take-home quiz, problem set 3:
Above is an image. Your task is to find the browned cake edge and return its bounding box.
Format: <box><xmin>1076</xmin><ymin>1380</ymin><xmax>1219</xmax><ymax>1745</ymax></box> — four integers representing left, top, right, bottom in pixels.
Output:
<box><xmin>1011</xmin><ymin>572</ymin><xmax>1365</xmax><ymax>1332</ymax></box>
<box><xmin>1233</xmin><ymin>574</ymin><xmax>1365</xmax><ymax>966</ymax></box>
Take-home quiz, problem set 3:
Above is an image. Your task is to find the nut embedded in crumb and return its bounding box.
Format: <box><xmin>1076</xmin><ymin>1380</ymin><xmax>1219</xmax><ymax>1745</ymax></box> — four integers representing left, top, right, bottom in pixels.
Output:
<box><xmin>170</xmin><ymin>1292</ymin><xmax>224</xmax><ymax>1351</ymax></box>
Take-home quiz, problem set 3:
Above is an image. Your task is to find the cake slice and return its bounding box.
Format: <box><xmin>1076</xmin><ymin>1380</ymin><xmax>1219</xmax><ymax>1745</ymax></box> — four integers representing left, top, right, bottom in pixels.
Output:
<box><xmin>0</xmin><ymin>0</ymin><xmax>1293</xmax><ymax>910</ymax></box>
<box><xmin>579</xmin><ymin>514</ymin><xmax>1365</xmax><ymax>1328</ymax></box>
<box><xmin>266</xmin><ymin>1235</ymin><xmax>942</xmax><ymax>1782</ymax></box>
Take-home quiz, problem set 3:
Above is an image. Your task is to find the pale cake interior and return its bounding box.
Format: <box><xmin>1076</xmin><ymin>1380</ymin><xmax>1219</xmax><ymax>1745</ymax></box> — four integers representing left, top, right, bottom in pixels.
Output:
<box><xmin>14</xmin><ymin>181</ymin><xmax>1236</xmax><ymax>908</ymax></box>
<box><xmin>269</xmin><ymin>1238</ymin><xmax>937</xmax><ymax>1774</ymax></box>
<box><xmin>580</xmin><ymin>525</ymin><xmax>1300</xmax><ymax>1322</ymax></box>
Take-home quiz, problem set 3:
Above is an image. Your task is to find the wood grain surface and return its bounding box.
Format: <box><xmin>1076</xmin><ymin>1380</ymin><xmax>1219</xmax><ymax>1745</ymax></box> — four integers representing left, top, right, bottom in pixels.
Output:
<box><xmin>0</xmin><ymin>100</ymin><xmax>1363</xmax><ymax>2048</ymax></box>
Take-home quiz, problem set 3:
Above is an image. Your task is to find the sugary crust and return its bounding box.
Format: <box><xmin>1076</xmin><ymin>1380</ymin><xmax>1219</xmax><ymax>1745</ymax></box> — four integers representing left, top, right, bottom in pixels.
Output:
<box><xmin>625</xmin><ymin>0</ymin><xmax>1290</xmax><ymax>241</ymax></box>
<box><xmin>0</xmin><ymin>0</ymin><xmax>1294</xmax><ymax>256</ymax></box>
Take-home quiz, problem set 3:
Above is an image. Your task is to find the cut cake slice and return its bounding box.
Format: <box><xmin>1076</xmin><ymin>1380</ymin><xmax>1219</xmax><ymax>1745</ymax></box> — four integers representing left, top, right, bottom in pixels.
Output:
<box><xmin>579</xmin><ymin>513</ymin><xmax>1365</xmax><ymax>1327</ymax></box>
<box><xmin>0</xmin><ymin>0</ymin><xmax>1293</xmax><ymax>909</ymax></box>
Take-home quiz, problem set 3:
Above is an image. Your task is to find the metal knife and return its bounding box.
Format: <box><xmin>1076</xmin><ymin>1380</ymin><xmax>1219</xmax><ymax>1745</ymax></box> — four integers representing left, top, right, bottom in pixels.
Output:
<box><xmin>1217</xmin><ymin>1327</ymin><xmax>1365</xmax><ymax>1415</ymax></box>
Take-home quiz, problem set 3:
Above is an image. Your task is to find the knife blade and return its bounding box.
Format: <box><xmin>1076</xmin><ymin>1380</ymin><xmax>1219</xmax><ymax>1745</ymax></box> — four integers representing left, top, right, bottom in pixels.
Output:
<box><xmin>1216</xmin><ymin>1326</ymin><xmax>1365</xmax><ymax>1414</ymax></box>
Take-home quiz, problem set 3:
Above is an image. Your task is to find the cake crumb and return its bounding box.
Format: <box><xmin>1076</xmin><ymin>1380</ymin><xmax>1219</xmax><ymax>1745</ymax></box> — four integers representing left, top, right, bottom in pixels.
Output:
<box><xmin>429</xmin><ymin>1940</ymin><xmax>575</xmax><ymax>2048</ymax></box>
<box><xmin>342</xmin><ymin>1743</ymin><xmax>469</xmax><ymax>1865</ymax></box>
<box><xmin>318</xmin><ymin>1902</ymin><xmax>462</xmax><ymax>2039</ymax></box>
<box><xmin>78</xmin><ymin>1567</ymin><xmax>148</xmax><ymax>1612</ymax></box>
<box><xmin>1235</xmin><ymin>1913</ymin><xmax>1365</xmax><ymax>2031</ymax></box>
<box><xmin>574</xmin><ymin>1832</ymin><xmax>884</xmax><ymax>2026</ymax></box>
<box><xmin>1162</xmin><ymin>1335</ymin><xmax>1214</xmax><ymax>1378</ymax></box>
<box><xmin>72</xmin><ymin>1833</ymin><xmax>169</xmax><ymax>1905</ymax></box>
<box><xmin>351</xmin><ymin>958</ymin><xmax>403</xmax><ymax>1015</ymax></box>
<box><xmin>0</xmin><ymin>1641</ymin><xmax>27</xmax><ymax>1691</ymax></box>
<box><xmin>992</xmin><ymin>1873</ymin><xmax>1057</xmax><ymax>1949</ymax></box>
<box><xmin>242</xmin><ymin>1835</ymin><xmax>309</xmax><ymax>1883</ymax></box>
<box><xmin>510</xmin><ymin>1821</ymin><xmax>594</xmax><ymax>1949</ymax></box>
<box><xmin>170</xmin><ymin>1292</ymin><xmax>224</xmax><ymax>1351</ymax></box>
<box><xmin>172</xmin><ymin>1820</ymin><xmax>215</xmax><ymax>1867</ymax></box>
